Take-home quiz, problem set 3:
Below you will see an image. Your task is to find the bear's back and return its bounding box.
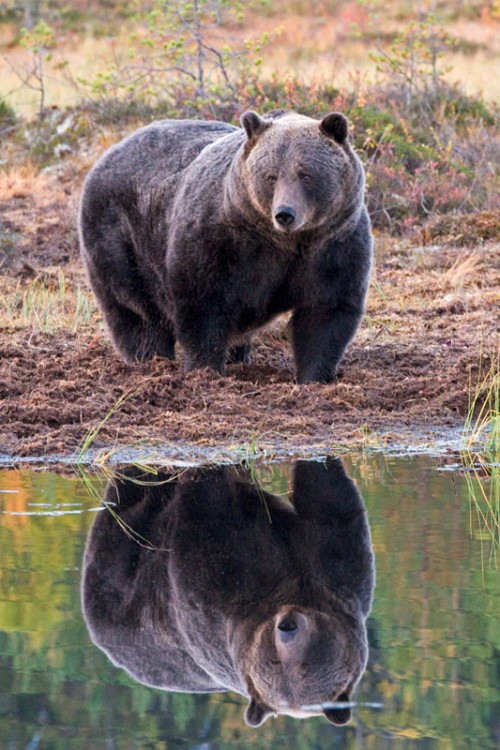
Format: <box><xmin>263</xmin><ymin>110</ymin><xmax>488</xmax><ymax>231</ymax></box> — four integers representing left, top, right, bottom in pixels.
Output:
<box><xmin>82</xmin><ymin>118</ymin><xmax>239</xmax><ymax>202</ymax></box>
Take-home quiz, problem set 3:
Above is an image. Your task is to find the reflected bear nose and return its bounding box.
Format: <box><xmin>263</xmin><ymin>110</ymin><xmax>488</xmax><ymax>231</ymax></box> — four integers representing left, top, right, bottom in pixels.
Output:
<box><xmin>278</xmin><ymin>616</ymin><xmax>298</xmax><ymax>632</ymax></box>
<box><xmin>274</xmin><ymin>206</ymin><xmax>296</xmax><ymax>227</ymax></box>
<box><xmin>277</xmin><ymin>615</ymin><xmax>299</xmax><ymax>642</ymax></box>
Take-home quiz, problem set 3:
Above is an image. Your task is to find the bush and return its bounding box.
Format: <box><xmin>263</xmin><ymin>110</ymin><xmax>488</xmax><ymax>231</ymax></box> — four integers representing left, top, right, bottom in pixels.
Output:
<box><xmin>0</xmin><ymin>96</ymin><xmax>17</xmax><ymax>141</ymax></box>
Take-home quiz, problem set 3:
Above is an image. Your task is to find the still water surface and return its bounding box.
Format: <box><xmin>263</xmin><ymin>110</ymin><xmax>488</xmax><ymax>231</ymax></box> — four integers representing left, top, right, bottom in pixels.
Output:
<box><xmin>0</xmin><ymin>454</ymin><xmax>498</xmax><ymax>749</ymax></box>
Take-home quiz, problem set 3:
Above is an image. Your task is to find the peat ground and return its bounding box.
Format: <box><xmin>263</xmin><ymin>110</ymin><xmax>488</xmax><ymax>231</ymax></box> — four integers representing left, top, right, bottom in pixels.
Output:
<box><xmin>0</xmin><ymin>165</ymin><xmax>499</xmax><ymax>464</ymax></box>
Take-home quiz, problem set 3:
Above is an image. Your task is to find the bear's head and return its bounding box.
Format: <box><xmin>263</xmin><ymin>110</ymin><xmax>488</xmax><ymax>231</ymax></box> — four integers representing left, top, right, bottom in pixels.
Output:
<box><xmin>232</xmin><ymin>604</ymin><xmax>369</xmax><ymax>728</ymax></box>
<box><xmin>234</xmin><ymin>110</ymin><xmax>365</xmax><ymax>240</ymax></box>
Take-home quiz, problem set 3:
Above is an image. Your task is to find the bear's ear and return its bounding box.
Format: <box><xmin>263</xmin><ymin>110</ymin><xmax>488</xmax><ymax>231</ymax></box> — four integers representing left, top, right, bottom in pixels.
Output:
<box><xmin>240</xmin><ymin>111</ymin><xmax>272</xmax><ymax>144</ymax></box>
<box><xmin>320</xmin><ymin>112</ymin><xmax>349</xmax><ymax>144</ymax></box>
<box><xmin>244</xmin><ymin>697</ymin><xmax>274</xmax><ymax>727</ymax></box>
<box><xmin>323</xmin><ymin>692</ymin><xmax>352</xmax><ymax>726</ymax></box>
<box><xmin>323</xmin><ymin>706</ymin><xmax>352</xmax><ymax>726</ymax></box>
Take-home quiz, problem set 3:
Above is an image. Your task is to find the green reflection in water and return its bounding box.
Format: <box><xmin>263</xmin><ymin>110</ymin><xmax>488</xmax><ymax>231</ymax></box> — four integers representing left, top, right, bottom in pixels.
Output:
<box><xmin>0</xmin><ymin>455</ymin><xmax>499</xmax><ymax>749</ymax></box>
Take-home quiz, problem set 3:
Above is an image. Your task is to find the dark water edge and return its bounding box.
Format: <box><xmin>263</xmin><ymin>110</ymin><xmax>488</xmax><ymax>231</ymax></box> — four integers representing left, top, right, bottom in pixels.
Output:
<box><xmin>0</xmin><ymin>452</ymin><xmax>499</xmax><ymax>750</ymax></box>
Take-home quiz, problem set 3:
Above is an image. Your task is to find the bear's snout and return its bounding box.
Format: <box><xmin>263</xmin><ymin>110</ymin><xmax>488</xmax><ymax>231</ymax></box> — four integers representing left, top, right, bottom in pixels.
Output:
<box><xmin>274</xmin><ymin>205</ymin><xmax>297</xmax><ymax>228</ymax></box>
<box><xmin>275</xmin><ymin>612</ymin><xmax>309</xmax><ymax>645</ymax></box>
<box><xmin>277</xmin><ymin>616</ymin><xmax>298</xmax><ymax>642</ymax></box>
<box><xmin>277</xmin><ymin>616</ymin><xmax>298</xmax><ymax>632</ymax></box>
<box><xmin>271</xmin><ymin>179</ymin><xmax>310</xmax><ymax>232</ymax></box>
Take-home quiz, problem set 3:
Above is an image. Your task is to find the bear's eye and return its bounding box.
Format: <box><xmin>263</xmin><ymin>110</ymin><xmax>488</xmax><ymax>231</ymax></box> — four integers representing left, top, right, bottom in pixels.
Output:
<box><xmin>270</xmin><ymin>658</ymin><xmax>280</xmax><ymax>666</ymax></box>
<box><xmin>266</xmin><ymin>175</ymin><xmax>277</xmax><ymax>184</ymax></box>
<box><xmin>298</xmin><ymin>172</ymin><xmax>312</xmax><ymax>183</ymax></box>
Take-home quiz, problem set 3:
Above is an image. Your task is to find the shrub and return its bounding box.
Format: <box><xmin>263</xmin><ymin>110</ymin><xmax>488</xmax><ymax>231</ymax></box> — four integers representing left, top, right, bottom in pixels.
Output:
<box><xmin>0</xmin><ymin>97</ymin><xmax>17</xmax><ymax>141</ymax></box>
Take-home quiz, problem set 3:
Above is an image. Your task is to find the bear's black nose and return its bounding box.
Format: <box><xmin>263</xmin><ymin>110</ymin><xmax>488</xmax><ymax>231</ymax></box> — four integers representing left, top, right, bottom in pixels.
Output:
<box><xmin>274</xmin><ymin>206</ymin><xmax>296</xmax><ymax>227</ymax></box>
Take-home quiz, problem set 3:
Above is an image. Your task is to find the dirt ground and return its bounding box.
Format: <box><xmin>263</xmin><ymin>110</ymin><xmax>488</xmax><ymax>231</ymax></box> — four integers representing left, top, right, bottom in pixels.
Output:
<box><xmin>0</xmin><ymin>165</ymin><xmax>499</xmax><ymax>464</ymax></box>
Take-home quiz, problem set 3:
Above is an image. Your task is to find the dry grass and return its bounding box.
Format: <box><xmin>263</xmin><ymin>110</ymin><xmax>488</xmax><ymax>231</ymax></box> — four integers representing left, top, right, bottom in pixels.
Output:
<box><xmin>0</xmin><ymin>271</ymin><xmax>97</xmax><ymax>333</ymax></box>
<box><xmin>443</xmin><ymin>254</ymin><xmax>483</xmax><ymax>288</ymax></box>
<box><xmin>0</xmin><ymin>164</ymin><xmax>52</xmax><ymax>202</ymax></box>
<box><xmin>0</xmin><ymin>239</ymin><xmax>498</xmax><ymax>460</ymax></box>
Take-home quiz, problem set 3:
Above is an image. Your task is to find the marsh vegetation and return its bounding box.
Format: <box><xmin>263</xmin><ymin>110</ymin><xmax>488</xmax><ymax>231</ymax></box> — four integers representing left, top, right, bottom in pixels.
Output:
<box><xmin>0</xmin><ymin>0</ymin><xmax>498</xmax><ymax>460</ymax></box>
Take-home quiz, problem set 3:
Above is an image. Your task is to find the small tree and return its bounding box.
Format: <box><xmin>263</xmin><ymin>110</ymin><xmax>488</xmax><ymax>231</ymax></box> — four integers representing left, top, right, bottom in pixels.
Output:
<box><xmin>369</xmin><ymin>14</ymin><xmax>452</xmax><ymax>117</ymax></box>
<box><xmin>5</xmin><ymin>19</ymin><xmax>57</xmax><ymax>120</ymax></box>
<box><xmin>82</xmin><ymin>0</ymin><xmax>266</xmax><ymax>109</ymax></box>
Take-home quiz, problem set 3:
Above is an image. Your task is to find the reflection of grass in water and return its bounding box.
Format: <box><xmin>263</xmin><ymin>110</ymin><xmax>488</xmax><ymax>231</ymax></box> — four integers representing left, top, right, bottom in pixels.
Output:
<box><xmin>465</xmin><ymin>466</ymin><xmax>499</xmax><ymax>572</ymax></box>
<box><xmin>77</xmin><ymin>461</ymin><xmax>181</xmax><ymax>550</ymax></box>
<box><xmin>78</xmin><ymin>395</ymin><xmax>187</xmax><ymax>551</ymax></box>
<box><xmin>462</xmin><ymin>348</ymin><xmax>500</xmax><ymax>569</ymax></box>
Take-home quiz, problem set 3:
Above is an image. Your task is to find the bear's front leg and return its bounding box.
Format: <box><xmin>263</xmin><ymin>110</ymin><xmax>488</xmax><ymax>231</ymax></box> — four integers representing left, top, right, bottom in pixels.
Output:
<box><xmin>227</xmin><ymin>341</ymin><xmax>251</xmax><ymax>365</ymax></box>
<box><xmin>292</xmin><ymin>458</ymin><xmax>363</xmax><ymax>521</ymax></box>
<box><xmin>292</xmin><ymin>305</ymin><xmax>363</xmax><ymax>384</ymax></box>
<box><xmin>175</xmin><ymin>304</ymin><xmax>231</xmax><ymax>376</ymax></box>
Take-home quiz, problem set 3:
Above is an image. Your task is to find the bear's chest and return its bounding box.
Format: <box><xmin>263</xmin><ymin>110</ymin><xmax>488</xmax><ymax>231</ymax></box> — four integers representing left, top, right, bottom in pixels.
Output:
<box><xmin>234</xmin><ymin>260</ymin><xmax>312</xmax><ymax>331</ymax></box>
<box><xmin>222</xmin><ymin>229</ymin><xmax>328</xmax><ymax>330</ymax></box>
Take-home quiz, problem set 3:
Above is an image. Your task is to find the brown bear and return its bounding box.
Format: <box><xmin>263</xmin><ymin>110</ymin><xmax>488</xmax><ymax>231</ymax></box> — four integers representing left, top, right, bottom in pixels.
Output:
<box><xmin>81</xmin><ymin>458</ymin><xmax>374</xmax><ymax>727</ymax></box>
<box><xmin>79</xmin><ymin>110</ymin><xmax>372</xmax><ymax>383</ymax></box>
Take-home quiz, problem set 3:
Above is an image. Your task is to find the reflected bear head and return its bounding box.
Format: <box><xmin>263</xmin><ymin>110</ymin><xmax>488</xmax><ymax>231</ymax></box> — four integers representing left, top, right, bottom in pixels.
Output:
<box><xmin>82</xmin><ymin>459</ymin><xmax>374</xmax><ymax>728</ymax></box>
<box><xmin>237</xmin><ymin>604</ymin><xmax>369</xmax><ymax>727</ymax></box>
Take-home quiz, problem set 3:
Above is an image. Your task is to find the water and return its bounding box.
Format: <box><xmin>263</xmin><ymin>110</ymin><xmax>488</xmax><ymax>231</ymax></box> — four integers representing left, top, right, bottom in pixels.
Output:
<box><xmin>0</xmin><ymin>454</ymin><xmax>498</xmax><ymax>750</ymax></box>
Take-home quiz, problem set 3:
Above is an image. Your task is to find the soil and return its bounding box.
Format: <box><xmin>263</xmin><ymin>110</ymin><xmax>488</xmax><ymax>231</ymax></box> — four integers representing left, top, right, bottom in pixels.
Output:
<box><xmin>1</xmin><ymin>166</ymin><xmax>499</xmax><ymax>464</ymax></box>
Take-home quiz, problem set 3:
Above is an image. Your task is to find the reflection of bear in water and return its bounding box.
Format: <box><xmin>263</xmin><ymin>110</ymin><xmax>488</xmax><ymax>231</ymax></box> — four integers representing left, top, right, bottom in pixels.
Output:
<box><xmin>82</xmin><ymin>459</ymin><xmax>374</xmax><ymax>727</ymax></box>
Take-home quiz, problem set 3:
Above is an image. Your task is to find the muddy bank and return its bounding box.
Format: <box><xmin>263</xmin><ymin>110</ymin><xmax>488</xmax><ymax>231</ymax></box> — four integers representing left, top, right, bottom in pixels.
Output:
<box><xmin>0</xmin><ymin>322</ymin><xmax>472</xmax><ymax>460</ymax></box>
<box><xmin>1</xmin><ymin>214</ymin><xmax>498</xmax><ymax>464</ymax></box>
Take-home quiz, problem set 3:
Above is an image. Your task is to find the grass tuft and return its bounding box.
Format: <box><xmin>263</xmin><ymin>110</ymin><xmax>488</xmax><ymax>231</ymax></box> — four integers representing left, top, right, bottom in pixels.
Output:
<box><xmin>463</xmin><ymin>348</ymin><xmax>500</xmax><ymax>458</ymax></box>
<box><xmin>0</xmin><ymin>272</ymin><xmax>97</xmax><ymax>332</ymax></box>
<box><xmin>461</xmin><ymin>347</ymin><xmax>500</xmax><ymax>569</ymax></box>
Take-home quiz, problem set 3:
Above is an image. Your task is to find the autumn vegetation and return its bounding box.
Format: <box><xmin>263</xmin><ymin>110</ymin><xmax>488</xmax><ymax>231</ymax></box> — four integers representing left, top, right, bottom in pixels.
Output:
<box><xmin>1</xmin><ymin>1</ymin><xmax>498</xmax><ymax>237</ymax></box>
<box><xmin>0</xmin><ymin>1</ymin><xmax>498</xmax><ymax>459</ymax></box>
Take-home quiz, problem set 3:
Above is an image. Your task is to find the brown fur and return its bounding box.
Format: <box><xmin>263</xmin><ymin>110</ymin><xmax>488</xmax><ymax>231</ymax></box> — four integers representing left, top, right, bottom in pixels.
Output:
<box><xmin>79</xmin><ymin>110</ymin><xmax>373</xmax><ymax>382</ymax></box>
